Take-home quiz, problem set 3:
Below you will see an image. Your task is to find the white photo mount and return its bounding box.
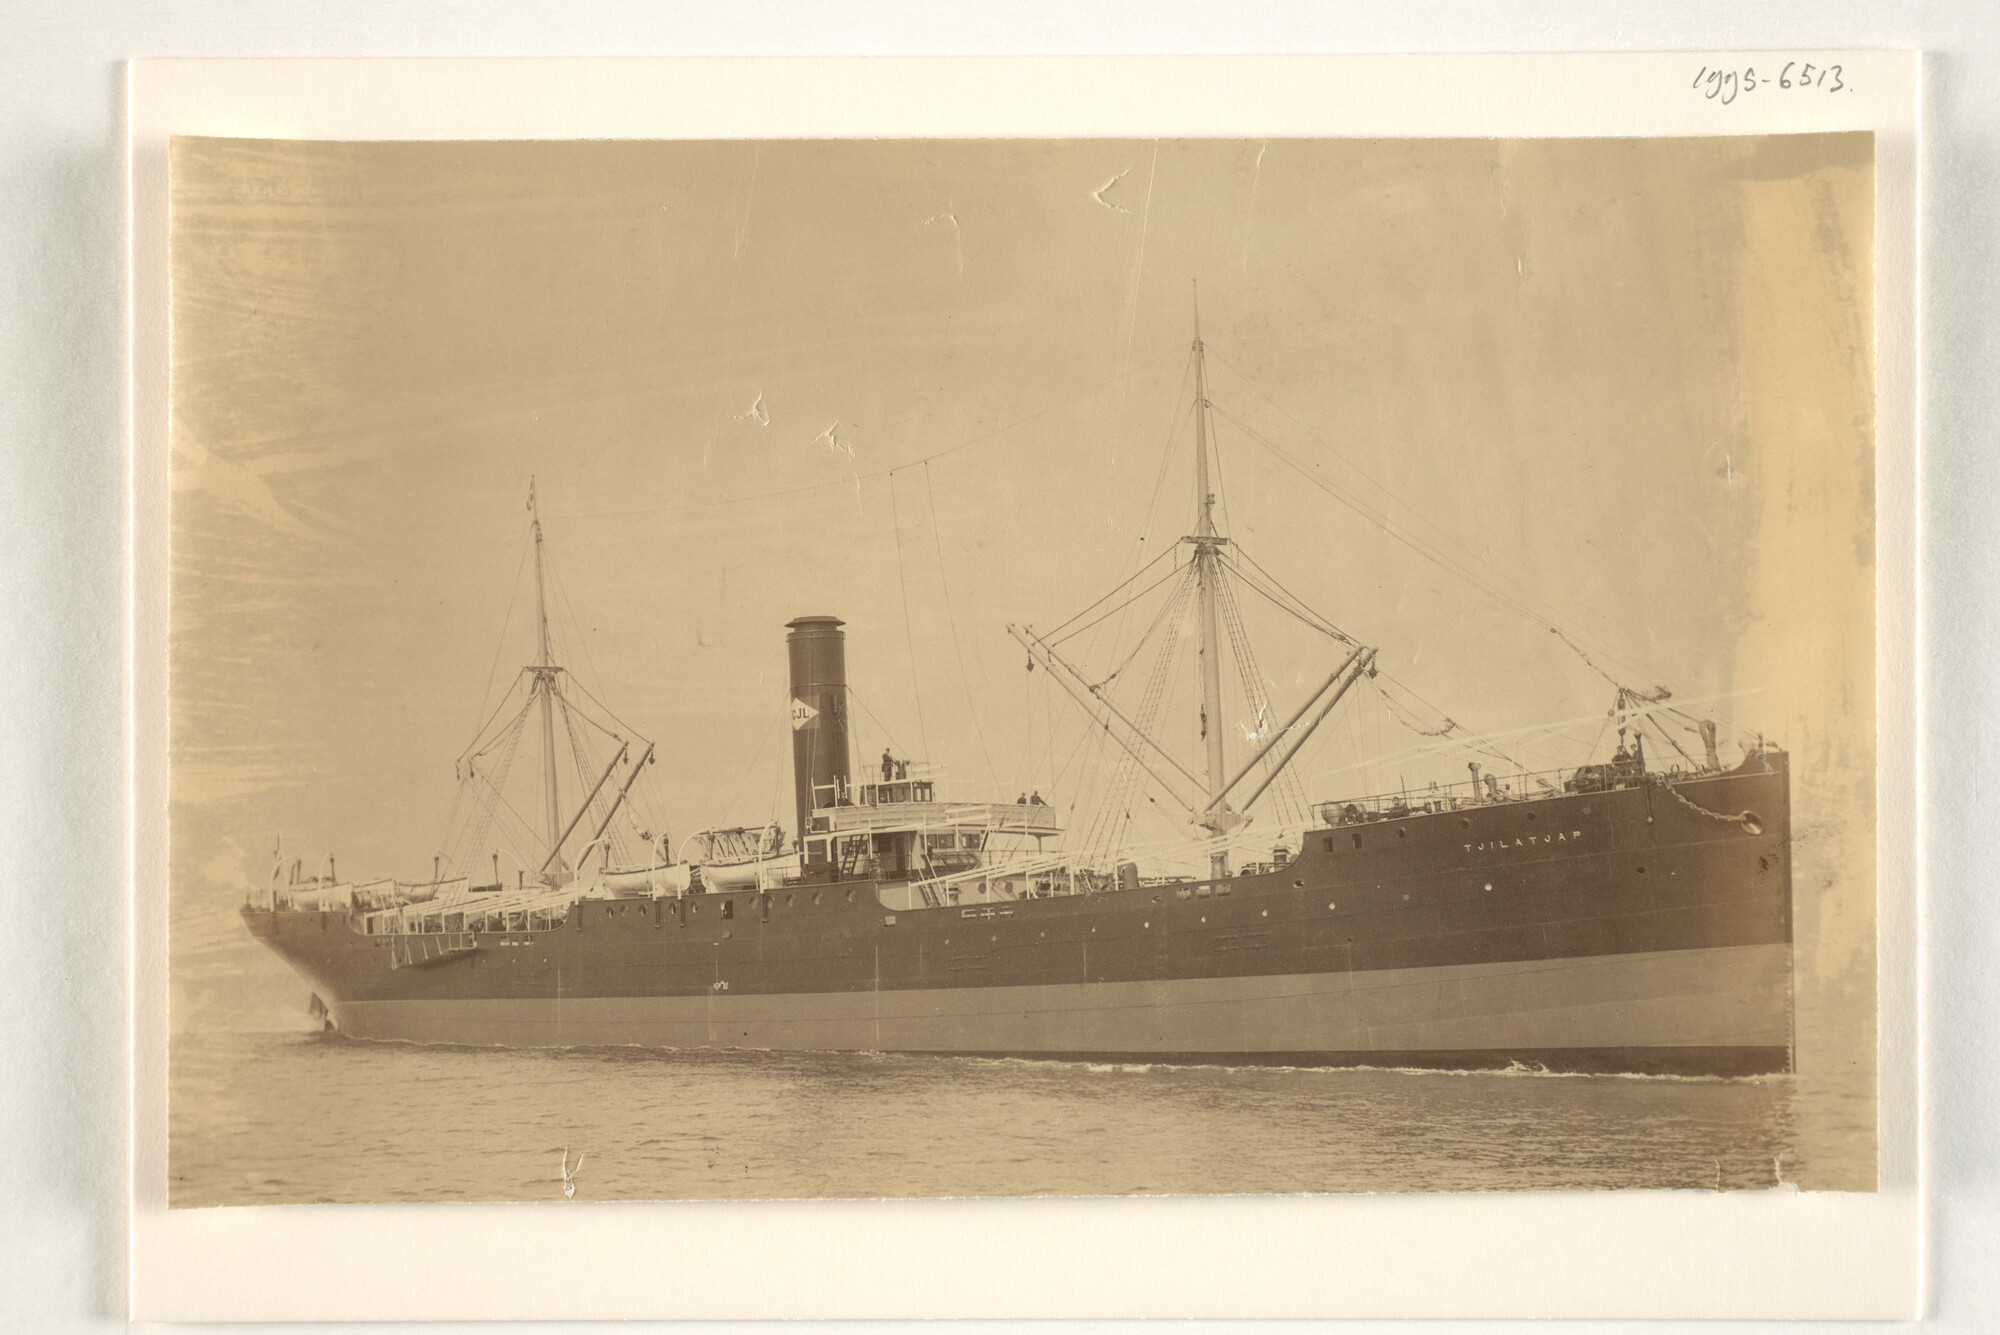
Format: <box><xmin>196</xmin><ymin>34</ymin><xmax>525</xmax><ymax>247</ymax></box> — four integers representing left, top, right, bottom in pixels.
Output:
<box><xmin>128</xmin><ymin>53</ymin><xmax>1921</xmax><ymax>1322</ymax></box>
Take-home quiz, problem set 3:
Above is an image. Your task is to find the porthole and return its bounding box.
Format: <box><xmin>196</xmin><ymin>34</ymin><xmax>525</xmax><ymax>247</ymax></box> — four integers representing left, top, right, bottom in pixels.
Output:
<box><xmin>1460</xmin><ymin>817</ymin><xmax>1470</xmax><ymax>830</ymax></box>
<box><xmin>1636</xmin><ymin>865</ymin><xmax>1648</xmax><ymax>875</ymax></box>
<box><xmin>1742</xmin><ymin>812</ymin><xmax>1764</xmax><ymax>836</ymax></box>
<box><xmin>786</xmin><ymin>894</ymin><xmax>795</xmax><ymax>907</ymax></box>
<box><xmin>1582</xmin><ymin>803</ymin><xmax>1592</xmax><ymax>816</ymax></box>
<box><xmin>811</xmin><ymin>892</ymin><xmax>821</xmax><ymax>905</ymax></box>
<box><xmin>1395</xmin><ymin>827</ymin><xmax>1407</xmax><ymax>840</ymax></box>
<box><xmin>846</xmin><ymin>889</ymin><xmax>855</xmax><ymax>904</ymax></box>
<box><xmin>1526</xmin><ymin>811</ymin><xmax>1537</xmax><ymax>823</ymax></box>
<box><xmin>1483</xmin><ymin>882</ymin><xmax>1493</xmax><ymax>892</ymax></box>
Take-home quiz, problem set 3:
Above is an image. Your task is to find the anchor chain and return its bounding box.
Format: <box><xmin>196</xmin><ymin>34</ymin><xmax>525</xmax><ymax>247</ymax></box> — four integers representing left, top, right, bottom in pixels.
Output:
<box><xmin>1655</xmin><ymin>777</ymin><xmax>1758</xmax><ymax>829</ymax></box>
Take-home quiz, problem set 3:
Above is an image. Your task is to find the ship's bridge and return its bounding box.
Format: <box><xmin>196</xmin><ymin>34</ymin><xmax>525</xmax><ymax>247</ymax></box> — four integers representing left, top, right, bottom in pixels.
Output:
<box><xmin>804</xmin><ymin>764</ymin><xmax>1060</xmax><ymax>883</ymax></box>
<box><xmin>809</xmin><ymin>764</ymin><xmax>1061</xmax><ymax>839</ymax></box>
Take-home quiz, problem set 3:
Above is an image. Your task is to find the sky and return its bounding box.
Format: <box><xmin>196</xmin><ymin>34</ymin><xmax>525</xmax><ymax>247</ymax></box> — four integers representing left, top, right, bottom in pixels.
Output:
<box><xmin>166</xmin><ymin>134</ymin><xmax>1874</xmax><ymax>1048</ymax></box>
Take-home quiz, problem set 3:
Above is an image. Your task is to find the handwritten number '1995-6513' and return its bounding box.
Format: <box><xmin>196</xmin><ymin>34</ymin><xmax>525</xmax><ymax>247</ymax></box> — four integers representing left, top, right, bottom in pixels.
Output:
<box><xmin>1692</xmin><ymin>62</ymin><xmax>1849</xmax><ymax>104</ymax></box>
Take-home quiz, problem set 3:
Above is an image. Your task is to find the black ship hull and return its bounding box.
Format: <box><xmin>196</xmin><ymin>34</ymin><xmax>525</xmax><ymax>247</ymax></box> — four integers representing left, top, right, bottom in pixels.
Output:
<box><xmin>244</xmin><ymin>759</ymin><xmax>1794</xmax><ymax>1077</ymax></box>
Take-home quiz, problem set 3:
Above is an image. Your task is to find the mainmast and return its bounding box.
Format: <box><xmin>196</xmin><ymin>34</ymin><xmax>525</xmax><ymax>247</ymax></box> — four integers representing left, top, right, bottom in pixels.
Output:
<box><xmin>528</xmin><ymin>480</ymin><xmax>565</xmax><ymax>884</ymax></box>
<box><xmin>1019</xmin><ymin>292</ymin><xmax>1371</xmax><ymax>871</ymax></box>
<box><xmin>1189</xmin><ymin>288</ymin><xmax>1233</xmax><ymax>878</ymax></box>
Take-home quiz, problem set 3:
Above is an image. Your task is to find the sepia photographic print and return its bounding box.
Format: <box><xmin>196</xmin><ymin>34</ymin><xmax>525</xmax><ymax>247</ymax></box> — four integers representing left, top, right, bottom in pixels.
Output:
<box><xmin>166</xmin><ymin>131</ymin><xmax>1878</xmax><ymax>1208</ymax></box>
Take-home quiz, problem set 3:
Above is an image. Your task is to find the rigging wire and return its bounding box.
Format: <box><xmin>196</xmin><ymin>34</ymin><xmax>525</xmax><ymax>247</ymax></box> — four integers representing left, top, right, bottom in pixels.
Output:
<box><xmin>1215</xmin><ymin>567</ymin><xmax>1310</xmax><ymax>825</ymax></box>
<box><xmin>560</xmin><ymin>695</ymin><xmax>636</xmax><ymax>868</ymax></box>
<box><xmin>769</xmin><ymin>723</ymin><xmax>789</xmax><ymax>824</ymax></box>
<box><xmin>1043</xmin><ymin>545</ymin><xmax>1180</xmax><ymax>643</ymax></box>
<box><xmin>551</xmin><ymin>691</ymin><xmax>626</xmax><ymax>751</ymax></box>
<box><xmin>711</xmin><ymin>703</ymin><xmax>782</xmax><ymax>832</ymax></box>
<box><xmin>1370</xmin><ymin>675</ymin><xmax>1456</xmax><ymax>737</ymax></box>
<box><xmin>922</xmin><ymin>462</ymin><xmax>1000</xmax><ymax>795</ymax></box>
<box><xmin>562</xmin><ymin>674</ymin><xmax>649</xmax><ymax>748</ymax></box>
<box><xmin>1074</xmin><ymin>348</ymin><xmax>1198</xmax><ymax>706</ymax></box>
<box><xmin>1081</xmin><ymin>574</ymin><xmax>1196</xmax><ymax>860</ymax></box>
<box><xmin>1206</xmin><ymin>350</ymin><xmax>1660</xmax><ymax>685</ymax></box>
<box><xmin>1046</xmin><ymin>701</ymin><xmax>1099</xmax><ymax>800</ymax></box>
<box><xmin>844</xmin><ymin>684</ymin><xmax>909</xmax><ymax>759</ymax></box>
<box><xmin>553</xmin><ymin>349</ymin><xmax>1184</xmax><ymax>524</ymax></box>
<box><xmin>1224</xmin><ymin>562</ymin><xmax>1356</xmax><ymax>645</ymax></box>
<box><xmin>458</xmin><ymin>673</ymin><xmax>534</xmax><ymax>769</ymax></box>
<box><xmin>886</xmin><ymin>471</ymin><xmax>931</xmax><ymax>759</ymax></box>
<box><xmin>1054</xmin><ymin>347</ymin><xmax>1199</xmax><ymax>823</ymax></box>
<box><xmin>1039</xmin><ymin>662</ymin><xmax>1065</xmax><ymax>795</ymax></box>
<box><xmin>1088</xmin><ymin>557</ymin><xmax>1191</xmax><ymax>690</ymax></box>
<box><xmin>1555</xmin><ymin>627</ymin><xmax>1713</xmax><ymax>743</ymax></box>
<box><xmin>1228</xmin><ymin>546</ymin><xmax>1358</xmax><ymax>644</ymax></box>
<box><xmin>545</xmin><ymin>548</ymin><xmax>607</xmax><ymax>701</ymax></box>
<box><xmin>544</xmin><ymin>547</ymin><xmax>662</xmax><ymax>845</ymax></box>
<box><xmin>1050</xmin><ymin>557</ymin><xmax>1190</xmax><ymax>651</ymax></box>
<box><xmin>457</xmin><ymin>722</ymin><xmax>544</xmax><ymax>874</ymax></box>
<box><xmin>1024</xmin><ymin>660</ymin><xmax>1042</xmax><ymax>795</ymax></box>
<box><xmin>1209</xmin><ymin>391</ymin><xmax>1235</xmax><ymax>538</ymax></box>
<box><xmin>1299</xmin><ymin>705</ymin><xmax>1616</xmax><ymax>795</ymax></box>
<box><xmin>468</xmin><ymin>527</ymin><xmax>534</xmax><ymax>742</ymax></box>
<box><xmin>557</xmin><ymin>697</ymin><xmax>596</xmax><ymax>863</ymax></box>
<box><xmin>457</xmin><ymin>698</ymin><xmax>532</xmax><ymax>869</ymax></box>
<box><xmin>1207</xmin><ymin>399</ymin><xmax>1660</xmax><ymax>689</ymax></box>
<box><xmin>469</xmin><ymin>773</ymin><xmax>544</xmax><ymax>870</ymax></box>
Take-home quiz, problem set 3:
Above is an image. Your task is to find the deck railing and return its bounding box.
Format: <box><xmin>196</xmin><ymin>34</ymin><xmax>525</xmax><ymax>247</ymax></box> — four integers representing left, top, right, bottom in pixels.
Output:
<box><xmin>1313</xmin><ymin>757</ymin><xmax>1720</xmax><ymax>826</ymax></box>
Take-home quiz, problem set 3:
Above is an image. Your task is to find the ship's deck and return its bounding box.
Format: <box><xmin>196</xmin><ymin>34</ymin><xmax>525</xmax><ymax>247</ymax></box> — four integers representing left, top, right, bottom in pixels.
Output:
<box><xmin>824</xmin><ymin>799</ymin><xmax>1060</xmax><ymax>836</ymax></box>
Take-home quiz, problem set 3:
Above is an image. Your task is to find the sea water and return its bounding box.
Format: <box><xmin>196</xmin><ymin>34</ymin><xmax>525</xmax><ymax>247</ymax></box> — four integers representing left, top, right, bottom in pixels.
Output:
<box><xmin>167</xmin><ymin>1030</ymin><xmax>1874</xmax><ymax>1205</ymax></box>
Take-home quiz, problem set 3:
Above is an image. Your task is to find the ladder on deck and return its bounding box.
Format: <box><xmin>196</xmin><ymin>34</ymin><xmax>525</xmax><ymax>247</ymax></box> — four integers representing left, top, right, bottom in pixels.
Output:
<box><xmin>388</xmin><ymin>931</ymin><xmax>480</xmax><ymax>970</ymax></box>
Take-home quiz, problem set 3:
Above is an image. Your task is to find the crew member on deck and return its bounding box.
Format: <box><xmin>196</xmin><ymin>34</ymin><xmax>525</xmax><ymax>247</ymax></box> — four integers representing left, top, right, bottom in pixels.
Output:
<box><xmin>882</xmin><ymin>748</ymin><xmax>895</xmax><ymax>782</ymax></box>
<box><xmin>1016</xmin><ymin>793</ymin><xmax>1027</xmax><ymax>805</ymax></box>
<box><xmin>1029</xmin><ymin>791</ymin><xmax>1046</xmax><ymax>806</ymax></box>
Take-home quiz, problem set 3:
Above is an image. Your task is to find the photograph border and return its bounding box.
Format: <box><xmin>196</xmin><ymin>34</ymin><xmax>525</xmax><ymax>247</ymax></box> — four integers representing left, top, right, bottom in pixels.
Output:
<box><xmin>128</xmin><ymin>52</ymin><xmax>1922</xmax><ymax>1321</ymax></box>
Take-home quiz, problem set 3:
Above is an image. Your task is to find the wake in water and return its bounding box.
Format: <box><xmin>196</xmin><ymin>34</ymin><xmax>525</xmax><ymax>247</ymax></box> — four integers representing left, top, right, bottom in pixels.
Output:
<box><xmin>173</xmin><ymin>1029</ymin><xmax>1849</xmax><ymax>1206</ymax></box>
<box><xmin>298</xmin><ymin>1029</ymin><xmax>1773</xmax><ymax>1085</ymax></box>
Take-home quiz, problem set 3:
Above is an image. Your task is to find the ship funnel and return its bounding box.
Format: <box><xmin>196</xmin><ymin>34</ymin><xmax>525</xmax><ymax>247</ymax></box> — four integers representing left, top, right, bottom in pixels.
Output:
<box><xmin>786</xmin><ymin>616</ymin><xmax>851</xmax><ymax>869</ymax></box>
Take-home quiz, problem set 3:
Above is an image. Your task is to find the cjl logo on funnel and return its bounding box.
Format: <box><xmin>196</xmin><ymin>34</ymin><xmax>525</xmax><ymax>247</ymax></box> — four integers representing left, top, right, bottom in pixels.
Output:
<box><xmin>789</xmin><ymin>698</ymin><xmax>818</xmax><ymax>730</ymax></box>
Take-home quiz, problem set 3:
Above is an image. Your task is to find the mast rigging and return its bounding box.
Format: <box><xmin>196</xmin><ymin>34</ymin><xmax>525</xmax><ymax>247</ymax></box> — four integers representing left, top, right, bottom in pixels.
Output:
<box><xmin>1189</xmin><ymin>288</ymin><xmax>1233</xmax><ymax>877</ymax></box>
<box><xmin>529</xmin><ymin>479</ymin><xmax>566</xmax><ymax>883</ymax></box>
<box><xmin>433</xmin><ymin>482</ymin><xmax>660</xmax><ymax>887</ymax></box>
<box><xmin>1026</xmin><ymin>292</ymin><xmax>1378</xmax><ymax>867</ymax></box>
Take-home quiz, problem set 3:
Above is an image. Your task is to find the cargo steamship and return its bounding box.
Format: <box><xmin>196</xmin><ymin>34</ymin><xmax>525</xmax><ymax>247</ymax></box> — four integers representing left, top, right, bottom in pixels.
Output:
<box><xmin>244</xmin><ymin>321</ymin><xmax>1794</xmax><ymax>1077</ymax></box>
